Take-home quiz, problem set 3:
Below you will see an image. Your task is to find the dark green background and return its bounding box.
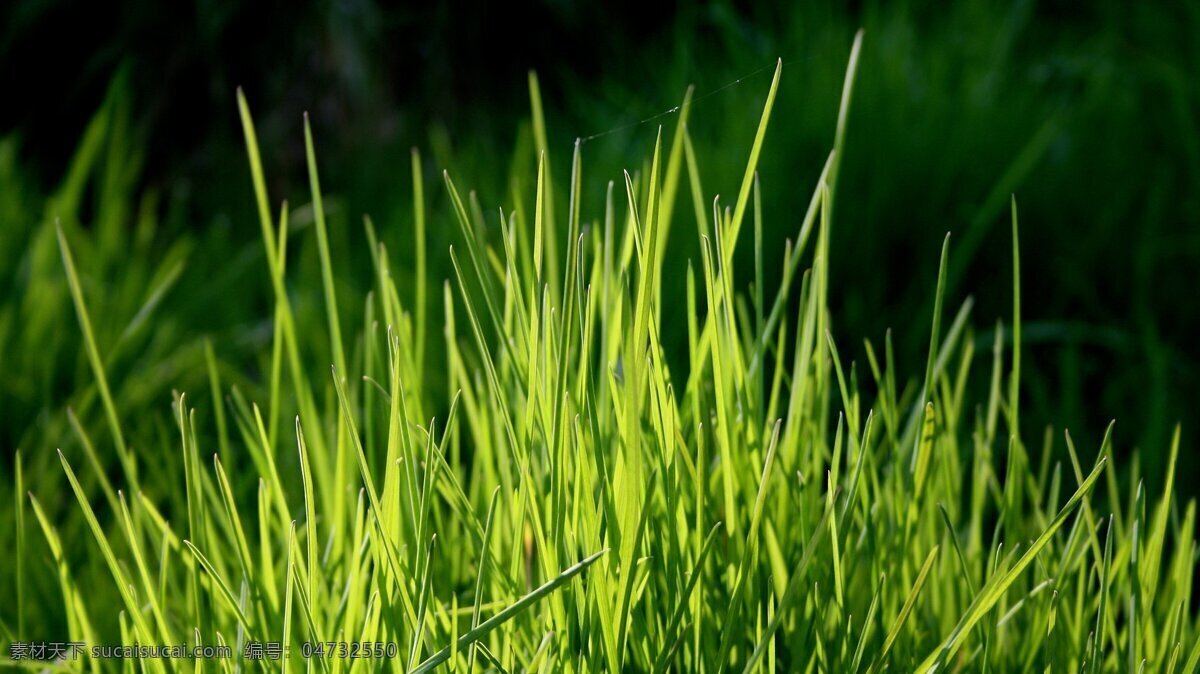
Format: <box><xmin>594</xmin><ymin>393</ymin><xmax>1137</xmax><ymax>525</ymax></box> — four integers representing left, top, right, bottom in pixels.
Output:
<box><xmin>2</xmin><ymin>0</ymin><xmax>1196</xmax><ymax>492</ymax></box>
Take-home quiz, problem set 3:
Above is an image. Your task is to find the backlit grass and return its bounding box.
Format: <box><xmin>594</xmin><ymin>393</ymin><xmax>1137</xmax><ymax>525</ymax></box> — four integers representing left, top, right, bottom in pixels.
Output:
<box><xmin>3</xmin><ymin>32</ymin><xmax>1197</xmax><ymax>672</ymax></box>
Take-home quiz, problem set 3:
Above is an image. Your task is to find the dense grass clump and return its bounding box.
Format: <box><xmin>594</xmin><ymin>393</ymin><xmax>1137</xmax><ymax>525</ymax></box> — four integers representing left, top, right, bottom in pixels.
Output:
<box><xmin>4</xmin><ymin>34</ymin><xmax>1197</xmax><ymax>672</ymax></box>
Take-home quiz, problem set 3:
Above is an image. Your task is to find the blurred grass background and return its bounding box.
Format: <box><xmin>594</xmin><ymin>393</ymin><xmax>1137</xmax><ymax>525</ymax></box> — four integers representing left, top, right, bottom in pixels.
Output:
<box><xmin>1</xmin><ymin>0</ymin><xmax>1196</xmax><ymax>494</ymax></box>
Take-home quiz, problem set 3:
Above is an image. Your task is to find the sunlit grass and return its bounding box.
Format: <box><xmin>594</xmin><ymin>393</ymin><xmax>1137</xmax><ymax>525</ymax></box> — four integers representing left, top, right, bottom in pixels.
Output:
<box><xmin>4</xmin><ymin>30</ymin><xmax>1197</xmax><ymax>672</ymax></box>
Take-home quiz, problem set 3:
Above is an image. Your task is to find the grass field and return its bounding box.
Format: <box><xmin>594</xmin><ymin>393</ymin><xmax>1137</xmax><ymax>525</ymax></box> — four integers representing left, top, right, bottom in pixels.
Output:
<box><xmin>2</xmin><ymin>28</ymin><xmax>1198</xmax><ymax>673</ymax></box>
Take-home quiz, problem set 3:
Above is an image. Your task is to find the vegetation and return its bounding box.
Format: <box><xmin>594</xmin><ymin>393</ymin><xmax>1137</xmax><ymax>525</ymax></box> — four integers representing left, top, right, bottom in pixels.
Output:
<box><xmin>2</xmin><ymin>29</ymin><xmax>1196</xmax><ymax>673</ymax></box>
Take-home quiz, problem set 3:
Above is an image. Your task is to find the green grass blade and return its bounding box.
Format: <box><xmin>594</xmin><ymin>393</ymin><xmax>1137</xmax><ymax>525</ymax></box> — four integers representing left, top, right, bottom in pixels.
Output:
<box><xmin>411</xmin><ymin>549</ymin><xmax>609</xmax><ymax>674</ymax></box>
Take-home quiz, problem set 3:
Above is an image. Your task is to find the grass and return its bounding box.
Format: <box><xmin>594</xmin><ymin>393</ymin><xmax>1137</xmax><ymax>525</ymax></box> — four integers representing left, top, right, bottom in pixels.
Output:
<box><xmin>2</xmin><ymin>30</ymin><xmax>1198</xmax><ymax>673</ymax></box>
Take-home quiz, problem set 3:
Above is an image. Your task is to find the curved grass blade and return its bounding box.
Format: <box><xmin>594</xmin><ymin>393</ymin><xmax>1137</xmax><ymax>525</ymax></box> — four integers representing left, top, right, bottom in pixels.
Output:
<box><xmin>411</xmin><ymin>549</ymin><xmax>609</xmax><ymax>674</ymax></box>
